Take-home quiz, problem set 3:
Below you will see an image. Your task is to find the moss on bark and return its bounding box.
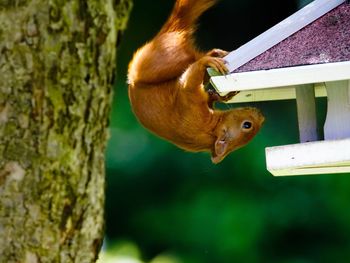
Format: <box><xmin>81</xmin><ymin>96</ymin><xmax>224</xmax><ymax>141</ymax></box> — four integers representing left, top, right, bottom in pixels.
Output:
<box><xmin>0</xmin><ymin>0</ymin><xmax>132</xmax><ymax>262</ymax></box>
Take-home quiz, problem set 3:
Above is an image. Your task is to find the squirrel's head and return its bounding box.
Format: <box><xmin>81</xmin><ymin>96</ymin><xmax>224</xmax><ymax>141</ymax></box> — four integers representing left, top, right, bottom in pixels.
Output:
<box><xmin>211</xmin><ymin>107</ymin><xmax>265</xmax><ymax>164</ymax></box>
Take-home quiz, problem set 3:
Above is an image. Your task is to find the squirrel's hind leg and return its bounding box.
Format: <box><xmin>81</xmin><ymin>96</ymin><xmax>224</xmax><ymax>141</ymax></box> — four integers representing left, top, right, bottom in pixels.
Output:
<box><xmin>128</xmin><ymin>32</ymin><xmax>198</xmax><ymax>85</ymax></box>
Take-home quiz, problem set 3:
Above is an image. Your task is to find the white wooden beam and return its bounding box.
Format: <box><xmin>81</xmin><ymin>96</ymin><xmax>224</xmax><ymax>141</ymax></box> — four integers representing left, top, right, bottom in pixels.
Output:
<box><xmin>296</xmin><ymin>84</ymin><xmax>319</xmax><ymax>143</ymax></box>
<box><xmin>224</xmin><ymin>0</ymin><xmax>345</xmax><ymax>72</ymax></box>
<box><xmin>210</xmin><ymin>61</ymin><xmax>350</xmax><ymax>96</ymax></box>
<box><xmin>224</xmin><ymin>83</ymin><xmax>326</xmax><ymax>103</ymax></box>
<box><xmin>266</xmin><ymin>139</ymin><xmax>350</xmax><ymax>176</ymax></box>
<box><xmin>324</xmin><ymin>80</ymin><xmax>350</xmax><ymax>140</ymax></box>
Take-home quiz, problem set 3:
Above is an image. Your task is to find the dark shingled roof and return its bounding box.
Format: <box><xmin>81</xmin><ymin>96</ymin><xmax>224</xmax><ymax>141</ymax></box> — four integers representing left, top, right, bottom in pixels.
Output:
<box><xmin>234</xmin><ymin>2</ymin><xmax>350</xmax><ymax>73</ymax></box>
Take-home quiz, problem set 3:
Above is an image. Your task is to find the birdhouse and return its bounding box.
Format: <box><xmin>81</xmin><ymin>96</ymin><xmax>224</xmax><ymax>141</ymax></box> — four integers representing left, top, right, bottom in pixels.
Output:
<box><xmin>209</xmin><ymin>0</ymin><xmax>350</xmax><ymax>176</ymax></box>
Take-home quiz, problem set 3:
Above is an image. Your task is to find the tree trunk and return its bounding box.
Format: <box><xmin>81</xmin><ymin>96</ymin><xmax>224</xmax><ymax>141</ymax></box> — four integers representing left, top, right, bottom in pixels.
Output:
<box><xmin>0</xmin><ymin>0</ymin><xmax>132</xmax><ymax>262</ymax></box>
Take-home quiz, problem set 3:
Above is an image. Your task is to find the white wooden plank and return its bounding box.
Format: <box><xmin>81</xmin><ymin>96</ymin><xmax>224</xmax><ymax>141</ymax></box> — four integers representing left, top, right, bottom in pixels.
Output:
<box><xmin>324</xmin><ymin>80</ymin><xmax>350</xmax><ymax>140</ymax></box>
<box><xmin>266</xmin><ymin>139</ymin><xmax>350</xmax><ymax>176</ymax></box>
<box><xmin>296</xmin><ymin>84</ymin><xmax>318</xmax><ymax>142</ymax></box>
<box><xmin>269</xmin><ymin>165</ymin><xmax>350</xmax><ymax>176</ymax></box>
<box><xmin>224</xmin><ymin>0</ymin><xmax>345</xmax><ymax>72</ymax></box>
<box><xmin>225</xmin><ymin>83</ymin><xmax>327</xmax><ymax>103</ymax></box>
<box><xmin>210</xmin><ymin>61</ymin><xmax>350</xmax><ymax>94</ymax></box>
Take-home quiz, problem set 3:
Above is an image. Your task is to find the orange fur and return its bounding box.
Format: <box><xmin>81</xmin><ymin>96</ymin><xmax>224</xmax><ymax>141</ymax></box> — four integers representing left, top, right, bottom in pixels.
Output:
<box><xmin>128</xmin><ymin>0</ymin><xmax>264</xmax><ymax>163</ymax></box>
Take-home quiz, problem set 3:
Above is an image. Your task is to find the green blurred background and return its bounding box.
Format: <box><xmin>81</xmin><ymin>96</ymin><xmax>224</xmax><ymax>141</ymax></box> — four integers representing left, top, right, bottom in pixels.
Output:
<box><xmin>102</xmin><ymin>0</ymin><xmax>350</xmax><ymax>262</ymax></box>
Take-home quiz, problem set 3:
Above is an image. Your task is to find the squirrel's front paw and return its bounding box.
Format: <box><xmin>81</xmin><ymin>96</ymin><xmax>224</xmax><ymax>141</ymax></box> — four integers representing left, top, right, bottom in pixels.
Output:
<box><xmin>220</xmin><ymin>91</ymin><xmax>240</xmax><ymax>101</ymax></box>
<box><xmin>202</xmin><ymin>56</ymin><xmax>229</xmax><ymax>75</ymax></box>
<box><xmin>207</xmin><ymin>88</ymin><xmax>240</xmax><ymax>103</ymax></box>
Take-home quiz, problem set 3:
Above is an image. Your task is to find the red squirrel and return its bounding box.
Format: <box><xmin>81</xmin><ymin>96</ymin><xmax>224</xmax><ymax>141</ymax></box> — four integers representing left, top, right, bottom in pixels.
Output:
<box><xmin>128</xmin><ymin>0</ymin><xmax>264</xmax><ymax>163</ymax></box>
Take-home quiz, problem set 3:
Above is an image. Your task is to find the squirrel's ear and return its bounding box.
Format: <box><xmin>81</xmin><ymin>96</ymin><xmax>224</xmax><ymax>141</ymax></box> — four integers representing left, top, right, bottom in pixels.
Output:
<box><xmin>211</xmin><ymin>136</ymin><xmax>228</xmax><ymax>164</ymax></box>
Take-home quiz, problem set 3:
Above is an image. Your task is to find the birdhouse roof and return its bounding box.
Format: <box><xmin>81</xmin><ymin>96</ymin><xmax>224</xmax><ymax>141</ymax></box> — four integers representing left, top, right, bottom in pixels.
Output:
<box><xmin>209</xmin><ymin>0</ymin><xmax>350</xmax><ymax>100</ymax></box>
<box><xmin>234</xmin><ymin>2</ymin><xmax>350</xmax><ymax>73</ymax></box>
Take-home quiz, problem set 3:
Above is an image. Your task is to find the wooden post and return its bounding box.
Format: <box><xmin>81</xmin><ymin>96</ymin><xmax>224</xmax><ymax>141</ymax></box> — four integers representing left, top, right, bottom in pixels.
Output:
<box><xmin>324</xmin><ymin>80</ymin><xmax>350</xmax><ymax>140</ymax></box>
<box><xmin>296</xmin><ymin>84</ymin><xmax>319</xmax><ymax>142</ymax></box>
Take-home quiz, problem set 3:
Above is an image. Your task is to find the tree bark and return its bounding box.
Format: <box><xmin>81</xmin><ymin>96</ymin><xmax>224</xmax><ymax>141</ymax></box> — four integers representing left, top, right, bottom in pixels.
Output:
<box><xmin>0</xmin><ymin>0</ymin><xmax>132</xmax><ymax>262</ymax></box>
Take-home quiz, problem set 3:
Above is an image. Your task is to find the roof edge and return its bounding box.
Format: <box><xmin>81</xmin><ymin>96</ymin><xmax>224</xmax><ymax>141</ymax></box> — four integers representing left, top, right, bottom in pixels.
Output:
<box><xmin>210</xmin><ymin>61</ymin><xmax>350</xmax><ymax>93</ymax></box>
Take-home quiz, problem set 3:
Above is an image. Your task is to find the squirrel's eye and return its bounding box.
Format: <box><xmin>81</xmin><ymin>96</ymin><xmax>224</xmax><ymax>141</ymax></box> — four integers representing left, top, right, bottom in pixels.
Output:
<box><xmin>242</xmin><ymin>121</ymin><xmax>252</xmax><ymax>130</ymax></box>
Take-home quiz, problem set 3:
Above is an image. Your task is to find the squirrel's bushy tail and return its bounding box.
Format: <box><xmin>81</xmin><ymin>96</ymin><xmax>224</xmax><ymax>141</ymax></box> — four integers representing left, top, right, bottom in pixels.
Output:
<box><xmin>159</xmin><ymin>0</ymin><xmax>217</xmax><ymax>34</ymax></box>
